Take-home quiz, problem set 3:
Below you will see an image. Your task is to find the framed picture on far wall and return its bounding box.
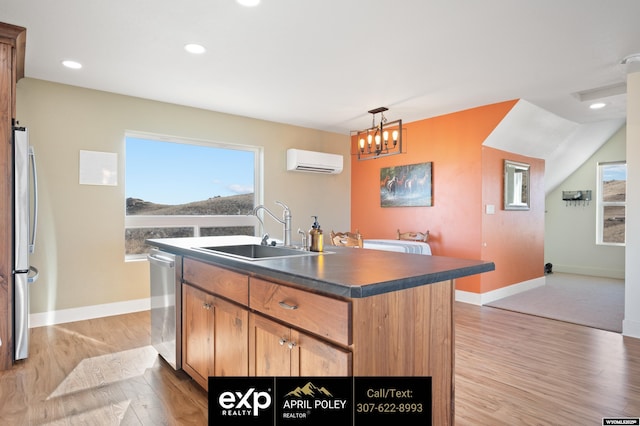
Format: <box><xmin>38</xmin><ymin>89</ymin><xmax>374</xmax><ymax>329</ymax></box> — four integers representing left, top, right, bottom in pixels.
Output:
<box><xmin>380</xmin><ymin>162</ymin><xmax>432</xmax><ymax>207</ymax></box>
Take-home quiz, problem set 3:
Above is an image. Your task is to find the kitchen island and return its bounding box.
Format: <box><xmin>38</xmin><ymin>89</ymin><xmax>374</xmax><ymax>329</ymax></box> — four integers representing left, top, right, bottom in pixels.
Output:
<box><xmin>148</xmin><ymin>235</ymin><xmax>494</xmax><ymax>426</ymax></box>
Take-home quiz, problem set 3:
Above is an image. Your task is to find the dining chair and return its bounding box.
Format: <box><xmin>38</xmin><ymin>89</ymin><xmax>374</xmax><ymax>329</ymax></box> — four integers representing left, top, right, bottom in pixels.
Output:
<box><xmin>330</xmin><ymin>229</ymin><xmax>363</xmax><ymax>248</ymax></box>
<box><xmin>397</xmin><ymin>229</ymin><xmax>430</xmax><ymax>243</ymax></box>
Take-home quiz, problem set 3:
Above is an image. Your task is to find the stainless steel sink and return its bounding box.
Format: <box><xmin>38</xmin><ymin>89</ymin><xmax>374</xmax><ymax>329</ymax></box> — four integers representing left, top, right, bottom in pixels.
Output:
<box><xmin>192</xmin><ymin>244</ymin><xmax>323</xmax><ymax>261</ymax></box>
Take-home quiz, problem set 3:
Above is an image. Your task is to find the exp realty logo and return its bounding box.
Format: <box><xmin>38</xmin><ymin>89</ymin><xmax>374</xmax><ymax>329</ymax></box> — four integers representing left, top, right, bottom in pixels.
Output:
<box><xmin>277</xmin><ymin>377</ymin><xmax>352</xmax><ymax>425</ymax></box>
<box><xmin>209</xmin><ymin>377</ymin><xmax>352</xmax><ymax>425</ymax></box>
<box><xmin>209</xmin><ymin>377</ymin><xmax>275</xmax><ymax>425</ymax></box>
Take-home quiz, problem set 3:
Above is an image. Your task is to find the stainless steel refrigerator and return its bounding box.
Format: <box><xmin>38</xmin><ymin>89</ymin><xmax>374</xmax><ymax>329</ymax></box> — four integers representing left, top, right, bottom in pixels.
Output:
<box><xmin>12</xmin><ymin>126</ymin><xmax>39</xmax><ymax>361</ymax></box>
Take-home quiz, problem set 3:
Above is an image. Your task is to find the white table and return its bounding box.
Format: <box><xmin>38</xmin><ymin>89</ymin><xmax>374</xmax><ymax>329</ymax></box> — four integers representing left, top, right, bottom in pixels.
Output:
<box><xmin>363</xmin><ymin>239</ymin><xmax>432</xmax><ymax>255</ymax></box>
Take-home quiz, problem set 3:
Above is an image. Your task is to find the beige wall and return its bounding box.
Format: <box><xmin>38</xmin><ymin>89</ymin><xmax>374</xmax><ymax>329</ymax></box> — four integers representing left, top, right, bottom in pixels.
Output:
<box><xmin>16</xmin><ymin>78</ymin><xmax>351</xmax><ymax>317</ymax></box>
<box><xmin>544</xmin><ymin>127</ymin><xmax>626</xmax><ymax>278</ymax></box>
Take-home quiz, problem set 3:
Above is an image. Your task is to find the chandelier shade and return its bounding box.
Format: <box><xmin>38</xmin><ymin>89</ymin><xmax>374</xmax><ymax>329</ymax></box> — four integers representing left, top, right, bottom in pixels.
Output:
<box><xmin>350</xmin><ymin>107</ymin><xmax>405</xmax><ymax>160</ymax></box>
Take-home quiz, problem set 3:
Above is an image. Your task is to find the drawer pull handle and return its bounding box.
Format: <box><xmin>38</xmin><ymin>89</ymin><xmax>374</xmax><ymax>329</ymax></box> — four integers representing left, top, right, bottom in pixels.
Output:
<box><xmin>279</xmin><ymin>338</ymin><xmax>287</xmax><ymax>346</ymax></box>
<box><xmin>278</xmin><ymin>301</ymin><xmax>298</xmax><ymax>310</ymax></box>
<box><xmin>287</xmin><ymin>341</ymin><xmax>296</xmax><ymax>350</ymax></box>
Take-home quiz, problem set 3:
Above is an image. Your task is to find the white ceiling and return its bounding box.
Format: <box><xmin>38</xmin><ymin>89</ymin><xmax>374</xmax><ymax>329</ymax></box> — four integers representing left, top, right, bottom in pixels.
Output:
<box><xmin>3</xmin><ymin>0</ymin><xmax>639</xmax><ymax>191</ymax></box>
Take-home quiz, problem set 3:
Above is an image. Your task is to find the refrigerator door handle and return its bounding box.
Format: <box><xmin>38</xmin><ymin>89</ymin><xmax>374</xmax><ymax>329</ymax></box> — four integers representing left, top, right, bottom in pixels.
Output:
<box><xmin>27</xmin><ymin>266</ymin><xmax>39</xmax><ymax>284</ymax></box>
<box><xmin>14</xmin><ymin>272</ymin><xmax>29</xmax><ymax>360</ymax></box>
<box><xmin>29</xmin><ymin>145</ymin><xmax>37</xmax><ymax>254</ymax></box>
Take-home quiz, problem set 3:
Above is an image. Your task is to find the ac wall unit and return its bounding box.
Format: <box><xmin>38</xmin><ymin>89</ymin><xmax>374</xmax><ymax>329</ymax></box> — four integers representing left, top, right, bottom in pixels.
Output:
<box><xmin>286</xmin><ymin>149</ymin><xmax>343</xmax><ymax>174</ymax></box>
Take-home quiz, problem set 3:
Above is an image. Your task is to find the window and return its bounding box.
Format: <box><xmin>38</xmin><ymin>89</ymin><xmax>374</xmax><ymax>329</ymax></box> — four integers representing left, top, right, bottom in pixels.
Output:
<box><xmin>597</xmin><ymin>161</ymin><xmax>626</xmax><ymax>245</ymax></box>
<box><xmin>125</xmin><ymin>133</ymin><xmax>261</xmax><ymax>259</ymax></box>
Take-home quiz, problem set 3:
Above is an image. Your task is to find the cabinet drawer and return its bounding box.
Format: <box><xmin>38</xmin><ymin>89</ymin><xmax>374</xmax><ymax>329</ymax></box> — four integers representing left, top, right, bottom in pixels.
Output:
<box><xmin>249</xmin><ymin>277</ymin><xmax>351</xmax><ymax>346</ymax></box>
<box><xmin>183</xmin><ymin>258</ymin><xmax>249</xmax><ymax>306</ymax></box>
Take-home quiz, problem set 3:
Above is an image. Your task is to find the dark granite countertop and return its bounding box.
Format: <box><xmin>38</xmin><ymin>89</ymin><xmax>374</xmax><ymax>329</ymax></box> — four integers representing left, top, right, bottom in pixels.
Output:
<box><xmin>148</xmin><ymin>236</ymin><xmax>495</xmax><ymax>299</ymax></box>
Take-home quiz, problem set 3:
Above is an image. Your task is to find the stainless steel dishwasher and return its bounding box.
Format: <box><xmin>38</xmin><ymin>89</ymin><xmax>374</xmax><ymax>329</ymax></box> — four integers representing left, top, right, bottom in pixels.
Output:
<box><xmin>149</xmin><ymin>248</ymin><xmax>182</xmax><ymax>370</ymax></box>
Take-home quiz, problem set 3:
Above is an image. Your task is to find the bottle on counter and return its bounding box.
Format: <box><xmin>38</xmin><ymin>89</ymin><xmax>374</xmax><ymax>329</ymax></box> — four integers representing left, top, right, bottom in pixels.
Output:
<box><xmin>309</xmin><ymin>216</ymin><xmax>324</xmax><ymax>252</ymax></box>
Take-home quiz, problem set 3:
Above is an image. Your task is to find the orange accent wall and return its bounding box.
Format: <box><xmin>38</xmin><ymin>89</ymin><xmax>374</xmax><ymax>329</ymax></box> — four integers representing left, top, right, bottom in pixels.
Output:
<box><xmin>351</xmin><ymin>100</ymin><xmax>544</xmax><ymax>294</ymax></box>
<box><xmin>481</xmin><ymin>147</ymin><xmax>545</xmax><ymax>293</ymax></box>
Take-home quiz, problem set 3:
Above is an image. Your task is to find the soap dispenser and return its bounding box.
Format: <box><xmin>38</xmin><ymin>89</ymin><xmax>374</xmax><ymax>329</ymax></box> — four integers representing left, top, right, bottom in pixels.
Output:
<box><xmin>309</xmin><ymin>216</ymin><xmax>324</xmax><ymax>252</ymax></box>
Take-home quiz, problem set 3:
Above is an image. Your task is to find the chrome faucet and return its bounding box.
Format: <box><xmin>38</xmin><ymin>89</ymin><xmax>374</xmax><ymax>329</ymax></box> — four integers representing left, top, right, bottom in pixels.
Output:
<box><xmin>252</xmin><ymin>201</ymin><xmax>292</xmax><ymax>247</ymax></box>
<box><xmin>297</xmin><ymin>228</ymin><xmax>307</xmax><ymax>250</ymax></box>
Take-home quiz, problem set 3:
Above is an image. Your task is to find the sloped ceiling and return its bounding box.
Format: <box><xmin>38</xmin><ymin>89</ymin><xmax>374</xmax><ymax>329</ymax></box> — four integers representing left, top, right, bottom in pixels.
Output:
<box><xmin>483</xmin><ymin>100</ymin><xmax>625</xmax><ymax>194</ymax></box>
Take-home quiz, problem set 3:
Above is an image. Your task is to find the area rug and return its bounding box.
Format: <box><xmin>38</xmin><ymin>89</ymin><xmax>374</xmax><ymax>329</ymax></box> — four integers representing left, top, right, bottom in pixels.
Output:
<box><xmin>486</xmin><ymin>273</ymin><xmax>624</xmax><ymax>332</ymax></box>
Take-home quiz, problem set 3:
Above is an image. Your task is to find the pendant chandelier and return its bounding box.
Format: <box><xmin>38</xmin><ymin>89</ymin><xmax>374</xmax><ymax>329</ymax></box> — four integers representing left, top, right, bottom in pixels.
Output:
<box><xmin>351</xmin><ymin>107</ymin><xmax>404</xmax><ymax>160</ymax></box>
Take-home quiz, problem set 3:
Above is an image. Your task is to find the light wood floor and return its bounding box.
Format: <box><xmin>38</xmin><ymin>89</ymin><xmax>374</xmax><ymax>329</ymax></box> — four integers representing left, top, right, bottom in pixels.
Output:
<box><xmin>454</xmin><ymin>302</ymin><xmax>640</xmax><ymax>425</ymax></box>
<box><xmin>0</xmin><ymin>311</ymin><xmax>208</xmax><ymax>425</ymax></box>
<box><xmin>1</xmin><ymin>303</ymin><xmax>639</xmax><ymax>425</ymax></box>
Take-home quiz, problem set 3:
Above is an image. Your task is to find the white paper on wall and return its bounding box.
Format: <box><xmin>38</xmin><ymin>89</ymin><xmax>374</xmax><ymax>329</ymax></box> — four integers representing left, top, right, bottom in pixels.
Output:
<box><xmin>79</xmin><ymin>150</ymin><xmax>118</xmax><ymax>186</ymax></box>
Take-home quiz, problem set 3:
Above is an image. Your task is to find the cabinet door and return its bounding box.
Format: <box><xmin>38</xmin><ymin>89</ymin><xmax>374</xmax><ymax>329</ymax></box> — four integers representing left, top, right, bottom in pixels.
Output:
<box><xmin>291</xmin><ymin>329</ymin><xmax>352</xmax><ymax>377</ymax></box>
<box><xmin>249</xmin><ymin>313</ymin><xmax>292</xmax><ymax>376</ymax></box>
<box><xmin>213</xmin><ymin>296</ymin><xmax>249</xmax><ymax>376</ymax></box>
<box><xmin>182</xmin><ymin>284</ymin><xmax>214</xmax><ymax>389</ymax></box>
<box><xmin>249</xmin><ymin>313</ymin><xmax>352</xmax><ymax>377</ymax></box>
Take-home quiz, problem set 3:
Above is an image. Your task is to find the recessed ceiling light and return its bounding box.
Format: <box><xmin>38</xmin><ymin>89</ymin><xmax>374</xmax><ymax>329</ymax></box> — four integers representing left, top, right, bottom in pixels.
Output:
<box><xmin>62</xmin><ymin>60</ymin><xmax>82</xmax><ymax>69</ymax></box>
<box><xmin>589</xmin><ymin>102</ymin><xmax>606</xmax><ymax>110</ymax></box>
<box><xmin>184</xmin><ymin>43</ymin><xmax>206</xmax><ymax>54</ymax></box>
<box><xmin>237</xmin><ymin>0</ymin><xmax>260</xmax><ymax>6</ymax></box>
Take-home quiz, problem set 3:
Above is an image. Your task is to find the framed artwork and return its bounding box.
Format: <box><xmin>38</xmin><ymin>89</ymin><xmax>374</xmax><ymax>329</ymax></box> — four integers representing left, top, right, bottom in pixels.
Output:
<box><xmin>380</xmin><ymin>162</ymin><xmax>432</xmax><ymax>207</ymax></box>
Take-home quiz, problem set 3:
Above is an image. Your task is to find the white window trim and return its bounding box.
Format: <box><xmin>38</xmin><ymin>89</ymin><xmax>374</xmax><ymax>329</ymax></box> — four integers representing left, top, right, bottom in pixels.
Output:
<box><xmin>596</xmin><ymin>161</ymin><xmax>626</xmax><ymax>246</ymax></box>
<box><xmin>124</xmin><ymin>131</ymin><xmax>264</xmax><ymax>260</ymax></box>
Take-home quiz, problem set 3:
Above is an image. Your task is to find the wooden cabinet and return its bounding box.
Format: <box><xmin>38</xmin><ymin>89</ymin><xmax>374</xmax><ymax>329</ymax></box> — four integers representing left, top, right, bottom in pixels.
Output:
<box><xmin>248</xmin><ymin>277</ymin><xmax>351</xmax><ymax>346</ymax></box>
<box><xmin>182</xmin><ymin>284</ymin><xmax>212</xmax><ymax>387</ymax></box>
<box><xmin>181</xmin><ymin>259</ymin><xmax>250</xmax><ymax>390</ymax></box>
<box><xmin>182</xmin><ymin>284</ymin><xmax>249</xmax><ymax>390</ymax></box>
<box><xmin>248</xmin><ymin>312</ymin><xmax>351</xmax><ymax>376</ymax></box>
<box><xmin>0</xmin><ymin>22</ymin><xmax>26</xmax><ymax>371</ymax></box>
<box><xmin>248</xmin><ymin>276</ymin><xmax>352</xmax><ymax>376</ymax></box>
<box><xmin>181</xmin><ymin>260</ymin><xmax>353</xmax><ymax>383</ymax></box>
<box><xmin>178</xmin><ymin>257</ymin><xmax>453</xmax><ymax>425</ymax></box>
<box><xmin>183</xmin><ymin>258</ymin><xmax>248</xmax><ymax>306</ymax></box>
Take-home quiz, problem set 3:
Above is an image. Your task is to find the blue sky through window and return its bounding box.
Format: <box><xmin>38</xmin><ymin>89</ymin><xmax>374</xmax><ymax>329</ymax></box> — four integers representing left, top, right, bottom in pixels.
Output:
<box><xmin>125</xmin><ymin>137</ymin><xmax>255</xmax><ymax>205</ymax></box>
<box><xmin>602</xmin><ymin>163</ymin><xmax>626</xmax><ymax>181</ymax></box>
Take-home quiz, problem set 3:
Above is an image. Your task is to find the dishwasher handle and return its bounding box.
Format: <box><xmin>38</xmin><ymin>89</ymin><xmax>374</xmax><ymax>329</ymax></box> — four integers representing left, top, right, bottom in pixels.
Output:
<box><xmin>148</xmin><ymin>253</ymin><xmax>175</xmax><ymax>268</ymax></box>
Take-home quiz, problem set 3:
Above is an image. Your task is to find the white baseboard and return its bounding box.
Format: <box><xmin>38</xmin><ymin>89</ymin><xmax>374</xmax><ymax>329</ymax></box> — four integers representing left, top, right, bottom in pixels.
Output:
<box><xmin>30</xmin><ymin>298</ymin><xmax>150</xmax><ymax>328</ymax></box>
<box><xmin>454</xmin><ymin>289</ymin><xmax>483</xmax><ymax>305</ymax></box>
<box><xmin>552</xmin><ymin>264</ymin><xmax>624</xmax><ymax>280</ymax></box>
<box><xmin>455</xmin><ymin>276</ymin><xmax>546</xmax><ymax>306</ymax></box>
<box><xmin>623</xmin><ymin>318</ymin><xmax>640</xmax><ymax>339</ymax></box>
